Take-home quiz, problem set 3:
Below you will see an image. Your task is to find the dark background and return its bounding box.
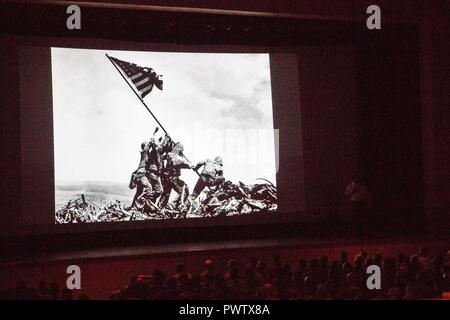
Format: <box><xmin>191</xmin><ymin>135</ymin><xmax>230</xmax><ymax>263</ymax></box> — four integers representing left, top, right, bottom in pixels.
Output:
<box><xmin>0</xmin><ymin>1</ymin><xmax>448</xmax><ymax>252</ymax></box>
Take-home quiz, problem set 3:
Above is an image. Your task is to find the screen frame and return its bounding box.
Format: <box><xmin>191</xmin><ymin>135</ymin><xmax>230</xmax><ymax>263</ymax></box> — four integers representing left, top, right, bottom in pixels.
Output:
<box><xmin>15</xmin><ymin>35</ymin><xmax>306</xmax><ymax>236</ymax></box>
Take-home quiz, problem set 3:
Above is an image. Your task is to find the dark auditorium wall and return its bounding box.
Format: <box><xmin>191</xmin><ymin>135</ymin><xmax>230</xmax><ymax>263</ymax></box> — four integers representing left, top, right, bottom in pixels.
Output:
<box><xmin>352</xmin><ymin>2</ymin><xmax>449</xmax><ymax>234</ymax></box>
<box><xmin>19</xmin><ymin>46</ymin><xmax>55</xmax><ymax>227</ymax></box>
<box><xmin>355</xmin><ymin>25</ymin><xmax>425</xmax><ymax>231</ymax></box>
<box><xmin>0</xmin><ymin>42</ymin><xmax>21</xmax><ymax>235</ymax></box>
<box><xmin>47</xmin><ymin>0</ymin><xmax>430</xmax><ymax>23</ymax></box>
<box><xmin>419</xmin><ymin>14</ymin><xmax>450</xmax><ymax>235</ymax></box>
<box><xmin>297</xmin><ymin>46</ymin><xmax>358</xmax><ymax>222</ymax></box>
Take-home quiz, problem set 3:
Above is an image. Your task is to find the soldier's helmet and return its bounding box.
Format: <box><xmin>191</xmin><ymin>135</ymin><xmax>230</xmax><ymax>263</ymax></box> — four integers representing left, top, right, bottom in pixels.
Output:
<box><xmin>160</xmin><ymin>135</ymin><xmax>173</xmax><ymax>152</ymax></box>
<box><xmin>214</xmin><ymin>156</ymin><xmax>223</xmax><ymax>165</ymax></box>
<box><xmin>172</xmin><ymin>142</ymin><xmax>184</xmax><ymax>154</ymax></box>
<box><xmin>141</xmin><ymin>142</ymin><xmax>147</xmax><ymax>150</ymax></box>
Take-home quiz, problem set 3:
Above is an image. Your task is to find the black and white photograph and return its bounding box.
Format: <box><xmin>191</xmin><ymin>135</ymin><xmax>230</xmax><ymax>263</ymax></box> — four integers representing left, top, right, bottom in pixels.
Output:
<box><xmin>52</xmin><ymin>48</ymin><xmax>278</xmax><ymax>223</ymax></box>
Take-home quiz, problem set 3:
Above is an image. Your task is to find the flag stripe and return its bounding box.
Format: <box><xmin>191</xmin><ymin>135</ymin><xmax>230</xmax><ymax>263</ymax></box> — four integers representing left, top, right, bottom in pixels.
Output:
<box><xmin>136</xmin><ymin>81</ymin><xmax>151</xmax><ymax>91</ymax></box>
<box><xmin>132</xmin><ymin>74</ymin><xmax>147</xmax><ymax>84</ymax></box>
<box><xmin>140</xmin><ymin>84</ymin><xmax>153</xmax><ymax>94</ymax></box>
<box><xmin>110</xmin><ymin>56</ymin><xmax>163</xmax><ymax>98</ymax></box>
<box><xmin>134</xmin><ymin>77</ymin><xmax>150</xmax><ymax>87</ymax></box>
<box><xmin>130</xmin><ymin>72</ymin><xmax>143</xmax><ymax>81</ymax></box>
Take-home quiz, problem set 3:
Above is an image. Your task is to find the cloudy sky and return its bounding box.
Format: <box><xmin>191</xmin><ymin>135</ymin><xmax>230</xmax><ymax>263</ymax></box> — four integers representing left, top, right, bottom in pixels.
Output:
<box><xmin>52</xmin><ymin>48</ymin><xmax>277</xmax><ymax>189</ymax></box>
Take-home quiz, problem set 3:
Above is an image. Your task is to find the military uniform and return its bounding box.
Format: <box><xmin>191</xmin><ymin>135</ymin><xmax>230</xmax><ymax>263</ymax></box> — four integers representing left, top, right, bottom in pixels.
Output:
<box><xmin>129</xmin><ymin>142</ymin><xmax>152</xmax><ymax>207</ymax></box>
<box><xmin>146</xmin><ymin>139</ymin><xmax>163</xmax><ymax>202</ymax></box>
<box><xmin>130</xmin><ymin>139</ymin><xmax>164</xmax><ymax>208</ymax></box>
<box><xmin>190</xmin><ymin>157</ymin><xmax>225</xmax><ymax>200</ymax></box>
<box><xmin>159</xmin><ymin>144</ymin><xmax>192</xmax><ymax>209</ymax></box>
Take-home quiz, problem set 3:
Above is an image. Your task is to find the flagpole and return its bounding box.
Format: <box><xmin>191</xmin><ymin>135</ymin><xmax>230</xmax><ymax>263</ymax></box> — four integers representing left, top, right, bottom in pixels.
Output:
<box><xmin>106</xmin><ymin>54</ymin><xmax>201</xmax><ymax>178</ymax></box>
<box><xmin>105</xmin><ymin>54</ymin><xmax>168</xmax><ymax>135</ymax></box>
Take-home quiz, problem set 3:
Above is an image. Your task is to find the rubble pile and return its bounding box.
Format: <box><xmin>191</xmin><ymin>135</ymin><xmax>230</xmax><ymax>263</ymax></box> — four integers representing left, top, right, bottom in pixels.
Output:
<box><xmin>191</xmin><ymin>181</ymin><xmax>277</xmax><ymax>217</ymax></box>
<box><xmin>55</xmin><ymin>181</ymin><xmax>277</xmax><ymax>223</ymax></box>
<box><xmin>55</xmin><ymin>197</ymin><xmax>136</xmax><ymax>223</ymax></box>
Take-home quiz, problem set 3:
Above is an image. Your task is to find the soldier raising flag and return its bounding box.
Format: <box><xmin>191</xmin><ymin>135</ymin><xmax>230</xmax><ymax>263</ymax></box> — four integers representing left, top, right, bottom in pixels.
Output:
<box><xmin>106</xmin><ymin>54</ymin><xmax>201</xmax><ymax>215</ymax></box>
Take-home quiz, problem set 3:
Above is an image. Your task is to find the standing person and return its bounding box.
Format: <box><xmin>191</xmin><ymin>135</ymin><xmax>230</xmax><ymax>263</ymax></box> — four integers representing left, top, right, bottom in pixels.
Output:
<box><xmin>159</xmin><ymin>142</ymin><xmax>193</xmax><ymax>211</ymax></box>
<box><xmin>145</xmin><ymin>137</ymin><xmax>163</xmax><ymax>203</ymax></box>
<box><xmin>129</xmin><ymin>141</ymin><xmax>153</xmax><ymax>208</ymax></box>
<box><xmin>189</xmin><ymin>156</ymin><xmax>225</xmax><ymax>201</ymax></box>
<box><xmin>345</xmin><ymin>176</ymin><xmax>371</xmax><ymax>240</ymax></box>
<box><xmin>128</xmin><ymin>128</ymin><xmax>163</xmax><ymax>209</ymax></box>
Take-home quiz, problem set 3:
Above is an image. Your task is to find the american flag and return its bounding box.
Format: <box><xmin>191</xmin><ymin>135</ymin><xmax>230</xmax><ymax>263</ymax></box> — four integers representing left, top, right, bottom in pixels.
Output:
<box><xmin>110</xmin><ymin>56</ymin><xmax>163</xmax><ymax>99</ymax></box>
